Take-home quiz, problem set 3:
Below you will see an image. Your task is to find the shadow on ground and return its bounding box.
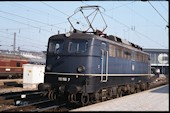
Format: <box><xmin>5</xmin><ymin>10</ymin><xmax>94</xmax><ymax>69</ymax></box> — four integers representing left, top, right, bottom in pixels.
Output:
<box><xmin>150</xmin><ymin>85</ymin><xmax>169</xmax><ymax>94</ymax></box>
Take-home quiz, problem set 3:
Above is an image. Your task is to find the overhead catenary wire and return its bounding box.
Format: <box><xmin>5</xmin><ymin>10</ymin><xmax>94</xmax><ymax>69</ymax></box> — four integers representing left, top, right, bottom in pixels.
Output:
<box><xmin>99</xmin><ymin>1</ymin><xmax>167</xmax><ymax>31</ymax></box>
<box><xmin>103</xmin><ymin>13</ymin><xmax>167</xmax><ymax>49</ymax></box>
<box><xmin>0</xmin><ymin>34</ymin><xmax>46</xmax><ymax>48</ymax></box>
<box><xmin>159</xmin><ymin>1</ymin><xmax>168</xmax><ymax>12</ymax></box>
<box><xmin>0</xmin><ymin>31</ymin><xmax>47</xmax><ymax>46</ymax></box>
<box><xmin>0</xmin><ymin>2</ymin><xmax>70</xmax><ymax>51</ymax></box>
<box><xmin>104</xmin><ymin>1</ymin><xmax>136</xmax><ymax>12</ymax></box>
<box><xmin>0</xmin><ymin>2</ymin><xmax>68</xmax><ymax>52</ymax></box>
<box><xmin>0</xmin><ymin>2</ymin><xmax>168</xmax><ymax>51</ymax></box>
<box><xmin>148</xmin><ymin>1</ymin><xmax>168</xmax><ymax>25</ymax></box>
<box><xmin>0</xmin><ymin>15</ymin><xmax>56</xmax><ymax>34</ymax></box>
<box><xmin>0</xmin><ymin>30</ymin><xmax>48</xmax><ymax>52</ymax></box>
<box><xmin>81</xmin><ymin>1</ymin><xmax>167</xmax><ymax>49</ymax></box>
<box><xmin>0</xmin><ymin>35</ymin><xmax>47</xmax><ymax>51</ymax></box>
<box><xmin>41</xmin><ymin>1</ymin><xmax>89</xmax><ymax>30</ymax></box>
<box><xmin>13</xmin><ymin>2</ymin><xmax>62</xmax><ymax>19</ymax></box>
<box><xmin>41</xmin><ymin>1</ymin><xmax>69</xmax><ymax>16</ymax></box>
<box><xmin>39</xmin><ymin>20</ymin><xmax>69</xmax><ymax>28</ymax></box>
<box><xmin>0</xmin><ymin>10</ymin><xmax>65</xmax><ymax>31</ymax></box>
<box><xmin>125</xmin><ymin>5</ymin><xmax>167</xmax><ymax>31</ymax></box>
<box><xmin>6</xmin><ymin>2</ymin><xmax>70</xmax><ymax>31</ymax></box>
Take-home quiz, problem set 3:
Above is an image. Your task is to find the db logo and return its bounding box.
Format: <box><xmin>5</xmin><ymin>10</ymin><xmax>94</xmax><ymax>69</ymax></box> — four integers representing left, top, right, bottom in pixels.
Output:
<box><xmin>158</xmin><ymin>53</ymin><xmax>168</xmax><ymax>64</ymax></box>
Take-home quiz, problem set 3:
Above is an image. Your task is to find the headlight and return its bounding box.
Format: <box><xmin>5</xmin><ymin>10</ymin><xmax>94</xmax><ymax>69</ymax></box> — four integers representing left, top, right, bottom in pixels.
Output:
<box><xmin>77</xmin><ymin>66</ymin><xmax>85</xmax><ymax>73</ymax></box>
<box><xmin>46</xmin><ymin>65</ymin><xmax>52</xmax><ymax>71</ymax></box>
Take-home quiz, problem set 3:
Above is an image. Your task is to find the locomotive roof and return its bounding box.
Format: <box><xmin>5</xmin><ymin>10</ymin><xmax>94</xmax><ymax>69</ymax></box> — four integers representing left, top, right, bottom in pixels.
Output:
<box><xmin>50</xmin><ymin>32</ymin><xmax>149</xmax><ymax>56</ymax></box>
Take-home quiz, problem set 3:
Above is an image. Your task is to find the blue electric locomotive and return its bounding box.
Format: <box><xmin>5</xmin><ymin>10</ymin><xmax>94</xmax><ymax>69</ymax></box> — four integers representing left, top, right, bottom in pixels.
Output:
<box><xmin>38</xmin><ymin>31</ymin><xmax>151</xmax><ymax>105</ymax></box>
<box><xmin>38</xmin><ymin>6</ymin><xmax>151</xmax><ymax>106</ymax></box>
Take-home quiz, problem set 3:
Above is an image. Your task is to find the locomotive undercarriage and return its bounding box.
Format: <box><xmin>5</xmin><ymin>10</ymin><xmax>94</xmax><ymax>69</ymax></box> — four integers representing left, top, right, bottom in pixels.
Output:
<box><xmin>90</xmin><ymin>82</ymin><xmax>149</xmax><ymax>104</ymax></box>
<box><xmin>69</xmin><ymin>81</ymin><xmax>149</xmax><ymax>106</ymax></box>
<box><xmin>40</xmin><ymin>81</ymin><xmax>149</xmax><ymax>106</ymax></box>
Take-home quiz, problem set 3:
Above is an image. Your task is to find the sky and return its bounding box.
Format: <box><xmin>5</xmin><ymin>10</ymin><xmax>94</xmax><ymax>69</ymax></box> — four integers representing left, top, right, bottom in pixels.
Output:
<box><xmin>0</xmin><ymin>1</ymin><xmax>168</xmax><ymax>52</ymax></box>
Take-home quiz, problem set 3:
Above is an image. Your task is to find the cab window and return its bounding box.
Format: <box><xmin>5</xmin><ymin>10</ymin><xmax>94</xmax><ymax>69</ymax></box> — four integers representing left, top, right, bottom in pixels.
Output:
<box><xmin>68</xmin><ymin>40</ymin><xmax>88</xmax><ymax>53</ymax></box>
<box><xmin>48</xmin><ymin>39</ymin><xmax>64</xmax><ymax>54</ymax></box>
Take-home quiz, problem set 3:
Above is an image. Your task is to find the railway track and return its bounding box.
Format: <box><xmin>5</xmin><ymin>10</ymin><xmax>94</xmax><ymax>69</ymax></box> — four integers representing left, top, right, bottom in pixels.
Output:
<box><xmin>0</xmin><ymin>89</ymin><xmax>72</xmax><ymax>112</ymax></box>
<box><xmin>0</xmin><ymin>79</ymin><xmax>23</xmax><ymax>88</ymax></box>
<box><xmin>0</xmin><ymin>90</ymin><xmax>45</xmax><ymax>106</ymax></box>
<box><xmin>0</xmin><ymin>78</ymin><xmax>168</xmax><ymax>112</ymax></box>
<box><xmin>1</xmin><ymin>99</ymin><xmax>67</xmax><ymax>112</ymax></box>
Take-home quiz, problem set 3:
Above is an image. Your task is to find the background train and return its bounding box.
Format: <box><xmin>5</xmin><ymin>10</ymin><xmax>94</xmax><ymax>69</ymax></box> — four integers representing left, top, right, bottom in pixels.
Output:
<box><xmin>38</xmin><ymin>6</ymin><xmax>152</xmax><ymax>106</ymax></box>
<box><xmin>0</xmin><ymin>53</ymin><xmax>45</xmax><ymax>79</ymax></box>
<box><xmin>0</xmin><ymin>53</ymin><xmax>28</xmax><ymax>79</ymax></box>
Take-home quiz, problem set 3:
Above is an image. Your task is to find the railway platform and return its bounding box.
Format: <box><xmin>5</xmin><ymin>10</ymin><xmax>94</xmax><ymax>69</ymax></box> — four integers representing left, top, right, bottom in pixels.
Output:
<box><xmin>71</xmin><ymin>84</ymin><xmax>169</xmax><ymax>111</ymax></box>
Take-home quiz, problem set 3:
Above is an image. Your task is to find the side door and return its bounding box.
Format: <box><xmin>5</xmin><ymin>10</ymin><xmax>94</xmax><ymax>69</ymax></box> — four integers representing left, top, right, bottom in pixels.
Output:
<box><xmin>100</xmin><ymin>42</ymin><xmax>108</xmax><ymax>82</ymax></box>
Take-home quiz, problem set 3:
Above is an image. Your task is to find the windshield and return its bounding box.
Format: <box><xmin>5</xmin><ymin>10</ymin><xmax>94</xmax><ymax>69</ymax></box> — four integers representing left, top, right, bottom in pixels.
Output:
<box><xmin>48</xmin><ymin>39</ymin><xmax>64</xmax><ymax>54</ymax></box>
<box><xmin>68</xmin><ymin>40</ymin><xmax>88</xmax><ymax>53</ymax></box>
<box><xmin>48</xmin><ymin>39</ymin><xmax>88</xmax><ymax>54</ymax></box>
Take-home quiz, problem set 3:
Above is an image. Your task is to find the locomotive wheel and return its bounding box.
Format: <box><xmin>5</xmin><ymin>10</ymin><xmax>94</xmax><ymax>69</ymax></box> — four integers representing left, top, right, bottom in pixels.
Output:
<box><xmin>130</xmin><ymin>84</ymin><xmax>135</xmax><ymax>94</ymax></box>
<box><xmin>108</xmin><ymin>89</ymin><xmax>113</xmax><ymax>100</ymax></box>
<box><xmin>140</xmin><ymin>83</ymin><xmax>147</xmax><ymax>91</ymax></box>
<box><xmin>118</xmin><ymin>91</ymin><xmax>123</xmax><ymax>97</ymax></box>
<box><xmin>81</xmin><ymin>93</ymin><xmax>89</xmax><ymax>106</ymax></box>
<box><xmin>50</xmin><ymin>91</ymin><xmax>54</xmax><ymax>100</ymax></box>
<box><xmin>68</xmin><ymin>94</ymin><xmax>76</xmax><ymax>102</ymax></box>
<box><xmin>117</xmin><ymin>88</ymin><xmax>122</xmax><ymax>98</ymax></box>
<box><xmin>126</xmin><ymin>85</ymin><xmax>131</xmax><ymax>94</ymax></box>
<box><xmin>89</xmin><ymin>94</ymin><xmax>96</xmax><ymax>104</ymax></box>
<box><xmin>48</xmin><ymin>90</ymin><xmax>53</xmax><ymax>100</ymax></box>
<box><xmin>95</xmin><ymin>92</ymin><xmax>100</xmax><ymax>103</ymax></box>
<box><xmin>52</xmin><ymin>92</ymin><xmax>57</xmax><ymax>100</ymax></box>
<box><xmin>146</xmin><ymin>82</ymin><xmax>149</xmax><ymax>90</ymax></box>
<box><xmin>68</xmin><ymin>94</ymin><xmax>71</xmax><ymax>102</ymax></box>
<box><xmin>136</xmin><ymin>84</ymin><xmax>141</xmax><ymax>93</ymax></box>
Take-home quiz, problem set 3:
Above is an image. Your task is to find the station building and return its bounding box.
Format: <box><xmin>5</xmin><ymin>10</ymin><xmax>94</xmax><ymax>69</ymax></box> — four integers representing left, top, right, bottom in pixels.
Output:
<box><xmin>143</xmin><ymin>48</ymin><xmax>169</xmax><ymax>76</ymax></box>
